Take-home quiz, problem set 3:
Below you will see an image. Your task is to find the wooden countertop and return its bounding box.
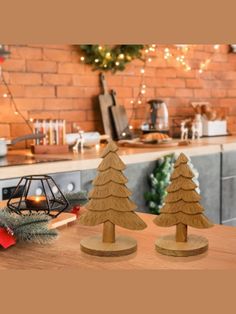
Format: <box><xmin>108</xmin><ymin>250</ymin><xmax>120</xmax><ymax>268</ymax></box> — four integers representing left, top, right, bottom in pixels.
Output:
<box><xmin>0</xmin><ymin>211</ymin><xmax>235</xmax><ymax>269</ymax></box>
<box><xmin>1</xmin><ymin>135</ymin><xmax>236</xmax><ymax>179</ymax></box>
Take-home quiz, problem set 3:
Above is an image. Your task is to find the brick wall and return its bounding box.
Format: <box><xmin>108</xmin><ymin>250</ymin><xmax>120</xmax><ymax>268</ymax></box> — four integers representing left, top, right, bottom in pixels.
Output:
<box><xmin>0</xmin><ymin>44</ymin><xmax>236</xmax><ymax>145</ymax></box>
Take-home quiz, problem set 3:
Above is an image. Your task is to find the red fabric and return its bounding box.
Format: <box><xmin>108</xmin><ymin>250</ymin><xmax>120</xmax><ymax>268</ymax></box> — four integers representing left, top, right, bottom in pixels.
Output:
<box><xmin>70</xmin><ymin>205</ymin><xmax>81</xmax><ymax>218</ymax></box>
<box><xmin>0</xmin><ymin>56</ymin><xmax>5</xmax><ymax>63</ymax></box>
<box><xmin>0</xmin><ymin>227</ymin><xmax>16</xmax><ymax>249</ymax></box>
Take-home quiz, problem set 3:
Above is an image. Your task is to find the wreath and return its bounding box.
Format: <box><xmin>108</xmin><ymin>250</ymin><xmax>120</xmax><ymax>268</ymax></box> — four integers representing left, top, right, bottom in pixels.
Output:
<box><xmin>79</xmin><ymin>45</ymin><xmax>144</xmax><ymax>72</ymax></box>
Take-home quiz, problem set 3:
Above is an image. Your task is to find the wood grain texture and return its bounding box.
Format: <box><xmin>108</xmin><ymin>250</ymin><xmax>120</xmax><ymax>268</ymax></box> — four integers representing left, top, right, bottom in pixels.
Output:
<box><xmin>0</xmin><ymin>210</ymin><xmax>235</xmax><ymax>269</ymax></box>
<box><xmin>155</xmin><ymin>234</ymin><xmax>208</xmax><ymax>257</ymax></box>
<box><xmin>80</xmin><ymin>234</ymin><xmax>137</xmax><ymax>257</ymax></box>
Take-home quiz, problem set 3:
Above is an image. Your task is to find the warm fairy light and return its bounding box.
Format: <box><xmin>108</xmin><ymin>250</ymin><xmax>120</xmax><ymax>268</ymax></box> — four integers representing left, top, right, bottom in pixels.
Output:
<box><xmin>80</xmin><ymin>56</ymin><xmax>85</xmax><ymax>61</ymax></box>
<box><xmin>14</xmin><ymin>111</ymin><xmax>19</xmax><ymax>115</ymax></box>
<box><xmin>98</xmin><ymin>46</ymin><xmax>103</xmax><ymax>50</ymax></box>
<box><xmin>118</xmin><ymin>53</ymin><xmax>124</xmax><ymax>59</ymax></box>
<box><xmin>95</xmin><ymin>59</ymin><xmax>99</xmax><ymax>63</ymax></box>
<box><xmin>29</xmin><ymin>118</ymin><xmax>34</xmax><ymax>122</ymax></box>
<box><xmin>115</xmin><ymin>61</ymin><xmax>120</xmax><ymax>66</ymax></box>
<box><xmin>3</xmin><ymin>93</ymin><xmax>8</xmax><ymax>98</ymax></box>
<box><xmin>140</xmin><ymin>68</ymin><xmax>145</xmax><ymax>74</ymax></box>
<box><xmin>105</xmin><ymin>52</ymin><xmax>111</xmax><ymax>58</ymax></box>
<box><xmin>103</xmin><ymin>64</ymin><xmax>107</xmax><ymax>68</ymax></box>
<box><xmin>142</xmin><ymin>84</ymin><xmax>146</xmax><ymax>88</ymax></box>
<box><xmin>130</xmin><ymin>100</ymin><xmax>134</xmax><ymax>104</ymax></box>
<box><xmin>185</xmin><ymin>65</ymin><xmax>191</xmax><ymax>71</ymax></box>
<box><xmin>214</xmin><ymin>44</ymin><xmax>220</xmax><ymax>50</ymax></box>
<box><xmin>141</xmin><ymin>89</ymin><xmax>146</xmax><ymax>94</ymax></box>
<box><xmin>129</xmin><ymin>125</ymin><xmax>133</xmax><ymax>130</ymax></box>
<box><xmin>121</xmin><ymin>132</ymin><xmax>126</xmax><ymax>136</ymax></box>
<box><xmin>95</xmin><ymin>144</ymin><xmax>100</xmax><ymax>151</ymax></box>
<box><xmin>199</xmin><ymin>69</ymin><xmax>203</xmax><ymax>73</ymax></box>
<box><xmin>138</xmin><ymin>100</ymin><xmax>142</xmax><ymax>104</ymax></box>
<box><xmin>145</xmin><ymin>49</ymin><xmax>149</xmax><ymax>53</ymax></box>
<box><xmin>148</xmin><ymin>58</ymin><xmax>152</xmax><ymax>62</ymax></box>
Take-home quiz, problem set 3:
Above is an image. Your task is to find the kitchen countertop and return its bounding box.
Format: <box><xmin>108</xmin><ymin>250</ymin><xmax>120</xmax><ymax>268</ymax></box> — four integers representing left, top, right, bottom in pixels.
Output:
<box><xmin>0</xmin><ymin>210</ymin><xmax>235</xmax><ymax>269</ymax></box>
<box><xmin>1</xmin><ymin>135</ymin><xmax>236</xmax><ymax>179</ymax></box>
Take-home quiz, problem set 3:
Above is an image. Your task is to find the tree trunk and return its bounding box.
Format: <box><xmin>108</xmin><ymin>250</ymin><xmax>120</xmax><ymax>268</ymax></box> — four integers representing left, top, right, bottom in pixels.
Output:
<box><xmin>176</xmin><ymin>223</ymin><xmax>187</xmax><ymax>242</ymax></box>
<box><xmin>103</xmin><ymin>221</ymin><xmax>115</xmax><ymax>243</ymax></box>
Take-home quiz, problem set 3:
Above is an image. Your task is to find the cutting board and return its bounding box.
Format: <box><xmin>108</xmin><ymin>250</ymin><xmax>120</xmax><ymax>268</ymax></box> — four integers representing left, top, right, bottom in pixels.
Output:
<box><xmin>110</xmin><ymin>90</ymin><xmax>131</xmax><ymax>140</ymax></box>
<box><xmin>118</xmin><ymin>139</ymin><xmax>179</xmax><ymax>149</ymax></box>
<box><xmin>98</xmin><ymin>73</ymin><xmax>115</xmax><ymax>139</ymax></box>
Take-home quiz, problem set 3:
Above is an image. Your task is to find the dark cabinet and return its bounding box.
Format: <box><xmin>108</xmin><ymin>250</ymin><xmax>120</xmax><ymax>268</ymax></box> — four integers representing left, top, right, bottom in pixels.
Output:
<box><xmin>221</xmin><ymin>151</ymin><xmax>236</xmax><ymax>226</ymax></box>
<box><xmin>80</xmin><ymin>152</ymin><xmax>221</xmax><ymax>224</ymax></box>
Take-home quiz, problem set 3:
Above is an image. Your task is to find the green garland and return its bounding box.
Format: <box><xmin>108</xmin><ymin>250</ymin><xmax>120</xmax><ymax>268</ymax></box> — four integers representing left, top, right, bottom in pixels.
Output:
<box><xmin>79</xmin><ymin>45</ymin><xmax>144</xmax><ymax>72</ymax></box>
<box><xmin>0</xmin><ymin>209</ymin><xmax>58</xmax><ymax>245</ymax></box>
<box><xmin>144</xmin><ymin>154</ymin><xmax>175</xmax><ymax>215</ymax></box>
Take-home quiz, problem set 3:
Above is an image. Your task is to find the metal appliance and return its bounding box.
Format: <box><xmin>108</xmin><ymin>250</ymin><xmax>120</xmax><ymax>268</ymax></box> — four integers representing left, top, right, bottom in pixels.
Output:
<box><xmin>146</xmin><ymin>99</ymin><xmax>169</xmax><ymax>133</ymax></box>
<box><xmin>0</xmin><ymin>171</ymin><xmax>81</xmax><ymax>201</ymax></box>
<box><xmin>0</xmin><ymin>155</ymin><xmax>81</xmax><ymax>201</ymax></box>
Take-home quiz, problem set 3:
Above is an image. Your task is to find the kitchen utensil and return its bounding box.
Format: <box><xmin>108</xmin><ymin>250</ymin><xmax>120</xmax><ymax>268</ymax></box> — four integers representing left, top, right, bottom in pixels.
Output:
<box><xmin>110</xmin><ymin>89</ymin><xmax>132</xmax><ymax>140</ymax></box>
<box><xmin>98</xmin><ymin>73</ymin><xmax>115</xmax><ymax>139</ymax></box>
<box><xmin>147</xmin><ymin>99</ymin><xmax>169</xmax><ymax>132</ymax></box>
<box><xmin>0</xmin><ymin>133</ymin><xmax>45</xmax><ymax>157</ymax></box>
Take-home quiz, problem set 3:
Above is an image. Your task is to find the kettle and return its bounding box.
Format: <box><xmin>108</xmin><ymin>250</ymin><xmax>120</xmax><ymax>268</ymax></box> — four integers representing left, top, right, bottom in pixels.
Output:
<box><xmin>147</xmin><ymin>99</ymin><xmax>169</xmax><ymax>131</ymax></box>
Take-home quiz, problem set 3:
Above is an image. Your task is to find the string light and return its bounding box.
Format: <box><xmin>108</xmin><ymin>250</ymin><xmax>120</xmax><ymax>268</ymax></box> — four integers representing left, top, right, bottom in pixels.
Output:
<box><xmin>115</xmin><ymin>61</ymin><xmax>120</xmax><ymax>66</ymax></box>
<box><xmin>80</xmin><ymin>56</ymin><xmax>85</xmax><ymax>61</ymax></box>
<box><xmin>214</xmin><ymin>44</ymin><xmax>220</xmax><ymax>50</ymax></box>
<box><xmin>140</xmin><ymin>68</ymin><xmax>145</xmax><ymax>74</ymax></box>
<box><xmin>3</xmin><ymin>93</ymin><xmax>8</xmax><ymax>98</ymax></box>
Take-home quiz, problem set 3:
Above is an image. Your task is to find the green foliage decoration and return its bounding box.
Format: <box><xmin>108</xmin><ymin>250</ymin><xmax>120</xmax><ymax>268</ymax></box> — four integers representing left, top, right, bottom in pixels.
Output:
<box><xmin>0</xmin><ymin>209</ymin><xmax>58</xmax><ymax>244</ymax></box>
<box><xmin>144</xmin><ymin>154</ymin><xmax>175</xmax><ymax>215</ymax></box>
<box><xmin>78</xmin><ymin>45</ymin><xmax>144</xmax><ymax>72</ymax></box>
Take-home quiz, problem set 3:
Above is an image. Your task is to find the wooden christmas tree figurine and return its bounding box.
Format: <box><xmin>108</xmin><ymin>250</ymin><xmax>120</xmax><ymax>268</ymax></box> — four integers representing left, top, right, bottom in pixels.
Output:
<box><xmin>154</xmin><ymin>153</ymin><xmax>213</xmax><ymax>257</ymax></box>
<box><xmin>79</xmin><ymin>141</ymin><xmax>147</xmax><ymax>257</ymax></box>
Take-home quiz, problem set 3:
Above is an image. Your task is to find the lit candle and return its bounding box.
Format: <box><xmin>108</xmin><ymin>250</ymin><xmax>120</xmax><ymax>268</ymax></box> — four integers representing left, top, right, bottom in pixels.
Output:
<box><xmin>25</xmin><ymin>196</ymin><xmax>47</xmax><ymax>210</ymax></box>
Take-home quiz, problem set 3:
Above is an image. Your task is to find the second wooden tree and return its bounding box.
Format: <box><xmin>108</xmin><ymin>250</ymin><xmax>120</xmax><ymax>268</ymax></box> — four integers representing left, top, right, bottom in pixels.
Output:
<box><xmin>79</xmin><ymin>141</ymin><xmax>147</xmax><ymax>256</ymax></box>
<box><xmin>154</xmin><ymin>153</ymin><xmax>213</xmax><ymax>257</ymax></box>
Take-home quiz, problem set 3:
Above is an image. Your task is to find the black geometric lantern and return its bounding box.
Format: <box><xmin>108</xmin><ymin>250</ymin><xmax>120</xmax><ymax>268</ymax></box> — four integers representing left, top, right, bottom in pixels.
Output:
<box><xmin>7</xmin><ymin>175</ymin><xmax>69</xmax><ymax>218</ymax></box>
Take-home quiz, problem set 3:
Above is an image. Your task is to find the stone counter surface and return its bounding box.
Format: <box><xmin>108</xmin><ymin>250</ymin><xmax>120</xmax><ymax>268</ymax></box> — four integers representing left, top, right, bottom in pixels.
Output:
<box><xmin>1</xmin><ymin>135</ymin><xmax>236</xmax><ymax>180</ymax></box>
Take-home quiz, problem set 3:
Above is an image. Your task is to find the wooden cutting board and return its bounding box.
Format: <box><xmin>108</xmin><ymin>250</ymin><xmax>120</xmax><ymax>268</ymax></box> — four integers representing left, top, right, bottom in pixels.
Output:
<box><xmin>118</xmin><ymin>140</ymin><xmax>179</xmax><ymax>149</ymax></box>
<box><xmin>98</xmin><ymin>73</ymin><xmax>115</xmax><ymax>139</ymax></box>
<box><xmin>110</xmin><ymin>89</ymin><xmax>131</xmax><ymax>140</ymax></box>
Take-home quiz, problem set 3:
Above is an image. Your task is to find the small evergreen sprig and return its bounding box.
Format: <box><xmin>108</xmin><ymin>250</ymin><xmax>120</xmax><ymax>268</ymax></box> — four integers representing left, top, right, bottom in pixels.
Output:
<box><xmin>0</xmin><ymin>209</ymin><xmax>58</xmax><ymax>244</ymax></box>
<box><xmin>144</xmin><ymin>154</ymin><xmax>175</xmax><ymax>215</ymax></box>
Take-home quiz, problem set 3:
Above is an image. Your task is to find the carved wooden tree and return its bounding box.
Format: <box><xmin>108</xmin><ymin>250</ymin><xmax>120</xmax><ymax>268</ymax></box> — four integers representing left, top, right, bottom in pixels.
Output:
<box><xmin>79</xmin><ymin>141</ymin><xmax>147</xmax><ymax>256</ymax></box>
<box><xmin>154</xmin><ymin>153</ymin><xmax>213</xmax><ymax>257</ymax></box>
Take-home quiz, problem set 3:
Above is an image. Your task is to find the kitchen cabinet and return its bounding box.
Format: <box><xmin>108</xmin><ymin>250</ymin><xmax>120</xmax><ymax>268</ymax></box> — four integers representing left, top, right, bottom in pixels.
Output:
<box><xmin>222</xmin><ymin>150</ymin><xmax>236</xmax><ymax>226</ymax></box>
<box><xmin>80</xmin><ymin>153</ymin><xmax>221</xmax><ymax>224</ymax></box>
<box><xmin>191</xmin><ymin>153</ymin><xmax>221</xmax><ymax>224</ymax></box>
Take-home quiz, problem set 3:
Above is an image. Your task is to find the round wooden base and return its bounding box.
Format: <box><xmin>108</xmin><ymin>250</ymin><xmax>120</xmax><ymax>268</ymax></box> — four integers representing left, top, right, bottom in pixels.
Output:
<box><xmin>155</xmin><ymin>234</ymin><xmax>208</xmax><ymax>257</ymax></box>
<box><xmin>80</xmin><ymin>235</ymin><xmax>137</xmax><ymax>257</ymax></box>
